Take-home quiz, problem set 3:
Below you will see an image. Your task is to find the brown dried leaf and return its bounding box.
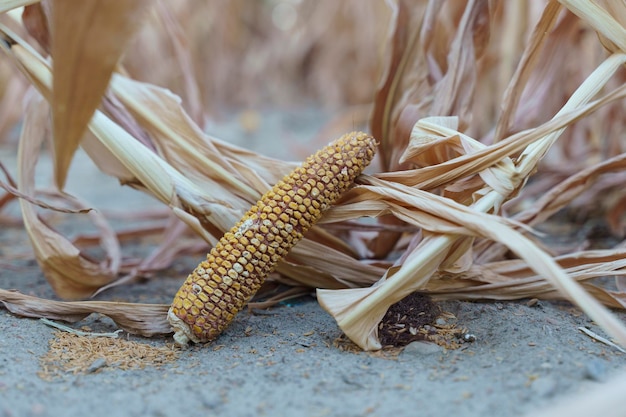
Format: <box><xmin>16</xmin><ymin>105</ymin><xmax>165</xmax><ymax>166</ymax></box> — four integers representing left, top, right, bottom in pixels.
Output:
<box><xmin>50</xmin><ymin>0</ymin><xmax>152</xmax><ymax>188</ymax></box>
<box><xmin>17</xmin><ymin>93</ymin><xmax>120</xmax><ymax>299</ymax></box>
<box><xmin>22</xmin><ymin>3</ymin><xmax>50</xmax><ymax>53</ymax></box>
<box><xmin>370</xmin><ymin>0</ymin><xmax>415</xmax><ymax>171</ymax></box>
<box><xmin>0</xmin><ymin>289</ymin><xmax>170</xmax><ymax>336</ymax></box>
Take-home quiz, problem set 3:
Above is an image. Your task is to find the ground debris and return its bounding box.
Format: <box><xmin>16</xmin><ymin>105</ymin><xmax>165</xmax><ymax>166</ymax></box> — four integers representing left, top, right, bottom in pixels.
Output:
<box><xmin>333</xmin><ymin>293</ymin><xmax>467</xmax><ymax>353</ymax></box>
<box><xmin>38</xmin><ymin>330</ymin><xmax>179</xmax><ymax>380</ymax></box>
<box><xmin>378</xmin><ymin>293</ymin><xmax>465</xmax><ymax>350</ymax></box>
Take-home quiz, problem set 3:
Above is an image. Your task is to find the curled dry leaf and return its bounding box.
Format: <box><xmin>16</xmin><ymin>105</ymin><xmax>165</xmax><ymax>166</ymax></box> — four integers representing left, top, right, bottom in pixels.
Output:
<box><xmin>0</xmin><ymin>289</ymin><xmax>170</xmax><ymax>336</ymax></box>
<box><xmin>17</xmin><ymin>93</ymin><xmax>121</xmax><ymax>299</ymax></box>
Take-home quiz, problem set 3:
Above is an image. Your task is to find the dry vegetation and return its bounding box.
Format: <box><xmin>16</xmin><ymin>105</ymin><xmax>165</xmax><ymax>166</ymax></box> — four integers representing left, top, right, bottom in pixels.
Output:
<box><xmin>1</xmin><ymin>0</ymin><xmax>626</xmax><ymax>402</ymax></box>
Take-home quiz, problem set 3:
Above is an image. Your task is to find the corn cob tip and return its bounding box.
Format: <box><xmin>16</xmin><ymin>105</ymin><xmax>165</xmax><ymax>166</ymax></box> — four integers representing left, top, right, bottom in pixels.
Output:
<box><xmin>168</xmin><ymin>307</ymin><xmax>196</xmax><ymax>346</ymax></box>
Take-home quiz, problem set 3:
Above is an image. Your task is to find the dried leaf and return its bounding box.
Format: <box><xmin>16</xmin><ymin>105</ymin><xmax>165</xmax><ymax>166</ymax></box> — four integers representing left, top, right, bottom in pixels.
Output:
<box><xmin>0</xmin><ymin>289</ymin><xmax>170</xmax><ymax>336</ymax></box>
<box><xmin>50</xmin><ymin>0</ymin><xmax>152</xmax><ymax>188</ymax></box>
<box><xmin>17</xmin><ymin>93</ymin><xmax>120</xmax><ymax>299</ymax></box>
<box><xmin>22</xmin><ymin>3</ymin><xmax>50</xmax><ymax>53</ymax></box>
<box><xmin>0</xmin><ymin>0</ymin><xmax>38</xmax><ymax>14</ymax></box>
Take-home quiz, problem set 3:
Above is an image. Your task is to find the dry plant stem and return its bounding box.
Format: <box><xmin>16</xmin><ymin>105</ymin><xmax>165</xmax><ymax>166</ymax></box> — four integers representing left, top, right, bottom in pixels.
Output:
<box><xmin>168</xmin><ymin>132</ymin><xmax>377</xmax><ymax>345</ymax></box>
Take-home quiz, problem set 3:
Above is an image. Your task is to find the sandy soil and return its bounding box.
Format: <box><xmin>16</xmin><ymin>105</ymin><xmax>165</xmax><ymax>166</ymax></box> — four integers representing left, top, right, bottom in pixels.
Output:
<box><xmin>1</xmin><ymin>110</ymin><xmax>625</xmax><ymax>417</ymax></box>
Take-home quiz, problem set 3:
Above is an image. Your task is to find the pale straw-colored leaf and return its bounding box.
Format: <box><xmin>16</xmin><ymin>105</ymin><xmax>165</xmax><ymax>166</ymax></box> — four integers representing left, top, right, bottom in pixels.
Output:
<box><xmin>0</xmin><ymin>0</ymin><xmax>38</xmax><ymax>14</ymax></box>
<box><xmin>320</xmin><ymin>179</ymin><xmax>626</xmax><ymax>350</ymax></box>
<box><xmin>319</xmin><ymin>49</ymin><xmax>626</xmax><ymax>350</ymax></box>
<box><xmin>561</xmin><ymin>0</ymin><xmax>626</xmax><ymax>53</ymax></box>
<box><xmin>493</xmin><ymin>0</ymin><xmax>562</xmax><ymax>143</ymax></box>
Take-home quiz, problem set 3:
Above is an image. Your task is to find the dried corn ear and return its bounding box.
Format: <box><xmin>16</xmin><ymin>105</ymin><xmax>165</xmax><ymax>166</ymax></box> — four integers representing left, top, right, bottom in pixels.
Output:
<box><xmin>168</xmin><ymin>132</ymin><xmax>377</xmax><ymax>345</ymax></box>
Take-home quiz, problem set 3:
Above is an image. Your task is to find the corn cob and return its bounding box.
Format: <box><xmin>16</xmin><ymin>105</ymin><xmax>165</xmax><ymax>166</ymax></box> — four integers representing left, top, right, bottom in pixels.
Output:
<box><xmin>168</xmin><ymin>131</ymin><xmax>377</xmax><ymax>346</ymax></box>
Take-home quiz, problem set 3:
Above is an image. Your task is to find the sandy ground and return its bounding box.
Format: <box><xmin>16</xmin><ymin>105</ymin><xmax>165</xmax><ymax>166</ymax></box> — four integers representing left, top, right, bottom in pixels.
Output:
<box><xmin>1</xmin><ymin>110</ymin><xmax>625</xmax><ymax>417</ymax></box>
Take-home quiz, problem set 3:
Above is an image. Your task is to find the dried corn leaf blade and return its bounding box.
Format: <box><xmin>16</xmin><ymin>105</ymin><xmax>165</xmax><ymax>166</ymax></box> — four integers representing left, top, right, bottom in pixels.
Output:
<box><xmin>17</xmin><ymin>93</ymin><xmax>120</xmax><ymax>299</ymax></box>
<box><xmin>50</xmin><ymin>0</ymin><xmax>152</xmax><ymax>188</ymax></box>
<box><xmin>320</xmin><ymin>47</ymin><xmax>626</xmax><ymax>349</ymax></box>
<box><xmin>0</xmin><ymin>289</ymin><xmax>170</xmax><ymax>336</ymax></box>
<box><xmin>319</xmin><ymin>179</ymin><xmax>626</xmax><ymax>350</ymax></box>
<box><xmin>0</xmin><ymin>29</ymin><xmax>240</xmax><ymax>239</ymax></box>
<box><xmin>0</xmin><ymin>0</ymin><xmax>38</xmax><ymax>14</ymax></box>
<box><xmin>22</xmin><ymin>3</ymin><xmax>50</xmax><ymax>53</ymax></box>
<box><xmin>377</xmin><ymin>84</ymin><xmax>626</xmax><ymax>191</ymax></box>
<box><xmin>475</xmin><ymin>152</ymin><xmax>626</xmax><ymax>264</ymax></box>
<box><xmin>1</xmin><ymin>22</ymin><xmax>390</xmax><ymax>299</ymax></box>
<box><xmin>426</xmin><ymin>250</ymin><xmax>626</xmax><ymax>308</ymax></box>
<box><xmin>107</xmin><ymin>72</ymin><xmax>380</xmax><ymax>287</ymax></box>
<box><xmin>562</xmin><ymin>0</ymin><xmax>626</xmax><ymax>54</ymax></box>
<box><xmin>153</xmin><ymin>1</ymin><xmax>202</xmax><ymax>125</ymax></box>
<box><xmin>493</xmin><ymin>0</ymin><xmax>563</xmax><ymax>142</ymax></box>
<box><xmin>516</xmin><ymin>152</ymin><xmax>626</xmax><ymax>225</ymax></box>
<box><xmin>108</xmin><ymin>74</ymin><xmax>261</xmax><ymax>202</ymax></box>
<box><xmin>370</xmin><ymin>0</ymin><xmax>421</xmax><ymax>171</ymax></box>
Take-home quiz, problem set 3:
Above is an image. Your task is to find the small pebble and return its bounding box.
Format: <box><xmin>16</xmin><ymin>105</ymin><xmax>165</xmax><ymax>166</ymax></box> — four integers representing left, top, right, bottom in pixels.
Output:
<box><xmin>402</xmin><ymin>341</ymin><xmax>443</xmax><ymax>356</ymax></box>
<box><xmin>435</xmin><ymin>318</ymin><xmax>447</xmax><ymax>326</ymax></box>
<box><xmin>584</xmin><ymin>359</ymin><xmax>608</xmax><ymax>382</ymax></box>
<box><xmin>531</xmin><ymin>377</ymin><xmax>558</xmax><ymax>398</ymax></box>
<box><xmin>526</xmin><ymin>298</ymin><xmax>539</xmax><ymax>307</ymax></box>
<box><xmin>463</xmin><ymin>333</ymin><xmax>476</xmax><ymax>343</ymax></box>
<box><xmin>87</xmin><ymin>358</ymin><xmax>107</xmax><ymax>373</ymax></box>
